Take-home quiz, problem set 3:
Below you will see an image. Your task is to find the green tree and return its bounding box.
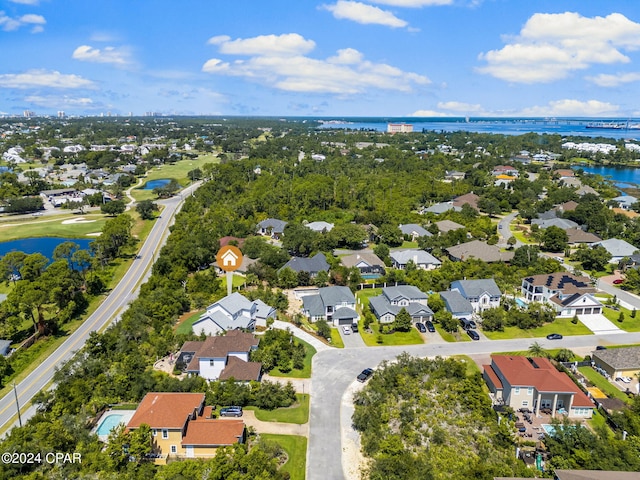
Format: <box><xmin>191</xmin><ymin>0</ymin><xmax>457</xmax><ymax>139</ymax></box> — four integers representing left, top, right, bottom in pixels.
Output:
<box><xmin>0</xmin><ymin>251</ymin><xmax>26</xmax><ymax>284</ymax></box>
<box><xmin>528</xmin><ymin>341</ymin><xmax>549</xmax><ymax>358</ymax></box>
<box><xmin>135</xmin><ymin>199</ymin><xmax>159</xmax><ymax>220</ymax></box>
<box><xmin>100</xmin><ymin>199</ymin><xmax>126</xmax><ymax>216</ymax></box>
<box><xmin>572</xmin><ymin>245</ymin><xmax>612</xmax><ymax>271</ymax></box>
<box><xmin>541</xmin><ymin>226</ymin><xmax>568</xmax><ymax>252</ymax></box>
<box><xmin>315</xmin><ymin>319</ymin><xmax>331</xmax><ymax>340</ymax></box>
<box><xmin>394</xmin><ymin>308</ymin><xmax>412</xmax><ymax>332</ymax></box>
<box><xmin>277</xmin><ymin>267</ymin><xmax>298</xmax><ymax>289</ymax></box>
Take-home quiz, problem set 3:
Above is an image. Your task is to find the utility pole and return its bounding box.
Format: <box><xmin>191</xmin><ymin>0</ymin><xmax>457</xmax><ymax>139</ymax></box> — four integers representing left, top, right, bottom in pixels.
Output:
<box><xmin>13</xmin><ymin>383</ymin><xmax>22</xmax><ymax>427</ymax></box>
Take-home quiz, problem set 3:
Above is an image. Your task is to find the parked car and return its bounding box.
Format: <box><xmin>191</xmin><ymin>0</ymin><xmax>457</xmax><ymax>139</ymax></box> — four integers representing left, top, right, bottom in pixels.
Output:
<box><xmin>596</xmin><ymin>345</ymin><xmax>607</xmax><ymax>350</ymax></box>
<box><xmin>351</xmin><ymin>323</ymin><xmax>359</xmax><ymax>333</ymax></box>
<box><xmin>357</xmin><ymin>368</ymin><xmax>374</xmax><ymax>383</ymax></box>
<box><xmin>467</xmin><ymin>329</ymin><xmax>480</xmax><ymax>340</ymax></box>
<box><xmin>546</xmin><ymin>333</ymin><xmax>563</xmax><ymax>340</ymax></box>
<box><xmin>425</xmin><ymin>320</ymin><xmax>436</xmax><ymax>333</ymax></box>
<box><xmin>416</xmin><ymin>322</ymin><xmax>427</xmax><ymax>333</ymax></box>
<box><xmin>342</xmin><ymin>325</ymin><xmax>351</xmax><ymax>335</ymax></box>
<box><xmin>613</xmin><ymin>279</ymin><xmax>624</xmax><ymax>285</ymax></box>
<box><xmin>460</xmin><ymin>318</ymin><xmax>476</xmax><ymax>330</ymax></box>
<box><xmin>220</xmin><ymin>406</ymin><xmax>243</xmax><ymax>417</ymax></box>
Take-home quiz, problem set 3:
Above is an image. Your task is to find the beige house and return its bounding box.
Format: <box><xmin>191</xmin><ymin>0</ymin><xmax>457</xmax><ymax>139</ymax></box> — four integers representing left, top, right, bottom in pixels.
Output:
<box><xmin>592</xmin><ymin>347</ymin><xmax>640</xmax><ymax>380</ymax></box>
<box><xmin>126</xmin><ymin>392</ymin><xmax>245</xmax><ymax>463</ymax></box>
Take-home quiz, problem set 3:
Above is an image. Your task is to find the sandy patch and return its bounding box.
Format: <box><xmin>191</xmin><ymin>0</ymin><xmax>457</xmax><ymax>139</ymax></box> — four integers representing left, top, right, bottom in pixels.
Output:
<box><xmin>61</xmin><ymin>217</ymin><xmax>96</xmax><ymax>224</ymax></box>
<box><xmin>86</xmin><ymin>232</ymin><xmax>102</xmax><ymax>236</ymax></box>
<box><xmin>342</xmin><ymin>381</ymin><xmax>368</xmax><ymax>480</ymax></box>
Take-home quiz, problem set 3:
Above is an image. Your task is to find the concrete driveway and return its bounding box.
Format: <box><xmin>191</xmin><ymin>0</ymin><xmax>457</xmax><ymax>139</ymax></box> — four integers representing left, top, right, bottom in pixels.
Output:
<box><xmin>579</xmin><ymin>314</ymin><xmax>623</xmax><ymax>334</ymax></box>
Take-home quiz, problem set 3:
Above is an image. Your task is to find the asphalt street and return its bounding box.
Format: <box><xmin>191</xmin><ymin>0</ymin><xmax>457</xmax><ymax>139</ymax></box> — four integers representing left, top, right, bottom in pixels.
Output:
<box><xmin>0</xmin><ymin>182</ymin><xmax>201</xmax><ymax>434</ymax></box>
<box><xmin>307</xmin><ymin>330</ymin><xmax>640</xmax><ymax>480</ymax></box>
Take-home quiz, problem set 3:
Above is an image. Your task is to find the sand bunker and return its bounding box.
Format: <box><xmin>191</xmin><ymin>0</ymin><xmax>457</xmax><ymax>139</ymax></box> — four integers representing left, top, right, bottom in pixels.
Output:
<box><xmin>61</xmin><ymin>217</ymin><xmax>96</xmax><ymax>225</ymax></box>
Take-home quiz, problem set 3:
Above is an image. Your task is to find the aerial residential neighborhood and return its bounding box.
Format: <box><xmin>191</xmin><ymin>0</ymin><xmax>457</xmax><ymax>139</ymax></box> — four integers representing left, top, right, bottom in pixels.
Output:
<box><xmin>3</xmin><ymin>115</ymin><xmax>640</xmax><ymax>480</ymax></box>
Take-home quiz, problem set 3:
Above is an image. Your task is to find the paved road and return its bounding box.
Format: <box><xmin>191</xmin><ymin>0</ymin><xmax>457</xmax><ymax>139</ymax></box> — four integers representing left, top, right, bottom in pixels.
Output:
<box><xmin>306</xmin><ymin>330</ymin><xmax>640</xmax><ymax>480</ymax></box>
<box><xmin>0</xmin><ymin>182</ymin><xmax>201</xmax><ymax>434</ymax></box>
<box><xmin>497</xmin><ymin>211</ymin><xmax>521</xmax><ymax>248</ymax></box>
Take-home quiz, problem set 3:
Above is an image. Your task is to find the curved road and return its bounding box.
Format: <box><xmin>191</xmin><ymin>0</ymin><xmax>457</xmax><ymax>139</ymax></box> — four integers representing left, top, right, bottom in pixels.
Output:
<box><xmin>0</xmin><ymin>182</ymin><xmax>201</xmax><ymax>433</ymax></box>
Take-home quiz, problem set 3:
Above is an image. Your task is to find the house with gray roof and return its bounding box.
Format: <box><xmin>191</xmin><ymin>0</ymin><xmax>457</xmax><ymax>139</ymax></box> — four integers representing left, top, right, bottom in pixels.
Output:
<box><xmin>611</xmin><ymin>195</ymin><xmax>637</xmax><ymax>211</ymax></box>
<box><xmin>531</xmin><ymin>217</ymin><xmax>579</xmax><ymax>230</ymax></box>
<box><xmin>422</xmin><ymin>202</ymin><xmax>462</xmax><ymax>215</ymax></box>
<box><xmin>340</xmin><ymin>252</ymin><xmax>385</xmax><ymax>277</ymax></box>
<box><xmin>369</xmin><ymin>285</ymin><xmax>433</xmax><ymax>324</ymax></box>
<box><xmin>576</xmin><ymin>185</ymin><xmax>599</xmax><ymax>196</ymax></box>
<box><xmin>257</xmin><ymin>218</ymin><xmax>288</xmax><ymax>238</ymax></box>
<box><xmin>592</xmin><ymin>346</ymin><xmax>640</xmax><ymax>380</ymax></box>
<box><xmin>592</xmin><ymin>238</ymin><xmax>639</xmax><ymax>263</ymax></box>
<box><xmin>450</xmin><ymin>279</ymin><xmax>502</xmax><ymax>313</ymax></box>
<box><xmin>305</xmin><ymin>221</ymin><xmax>334</xmax><ymax>232</ymax></box>
<box><xmin>0</xmin><ymin>339</ymin><xmax>11</xmax><ymax>357</ymax></box>
<box><xmin>446</xmin><ymin>240</ymin><xmax>514</xmax><ymax>263</ymax></box>
<box><xmin>280</xmin><ymin>253</ymin><xmax>330</xmax><ymax>278</ymax></box>
<box><xmin>434</xmin><ymin>220</ymin><xmax>465</xmax><ymax>234</ymax></box>
<box><xmin>192</xmin><ymin>293</ymin><xmax>276</xmax><ymax>336</ymax></box>
<box><xmin>390</xmin><ymin>249</ymin><xmax>441</xmax><ymax>270</ymax></box>
<box><xmin>301</xmin><ymin>286</ymin><xmax>358</xmax><ymax>326</ymax></box>
<box><xmin>439</xmin><ymin>290</ymin><xmax>473</xmax><ymax>318</ymax></box>
<box><xmin>399</xmin><ymin>223</ymin><xmax>432</xmax><ymax>241</ymax></box>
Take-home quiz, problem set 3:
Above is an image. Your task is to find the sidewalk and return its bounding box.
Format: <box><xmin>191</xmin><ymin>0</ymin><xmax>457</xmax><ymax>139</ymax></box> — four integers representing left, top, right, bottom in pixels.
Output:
<box><xmin>272</xmin><ymin>320</ymin><xmax>331</xmax><ymax>352</ymax></box>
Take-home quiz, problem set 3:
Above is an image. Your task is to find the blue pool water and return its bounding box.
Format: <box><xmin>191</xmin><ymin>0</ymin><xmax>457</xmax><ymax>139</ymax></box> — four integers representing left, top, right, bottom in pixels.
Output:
<box><xmin>541</xmin><ymin>424</ymin><xmax>556</xmax><ymax>436</ymax></box>
<box><xmin>515</xmin><ymin>298</ymin><xmax>528</xmax><ymax>309</ymax></box>
<box><xmin>96</xmin><ymin>413</ymin><xmax>125</xmax><ymax>436</ymax></box>
<box><xmin>143</xmin><ymin>179</ymin><xmax>170</xmax><ymax>190</ymax></box>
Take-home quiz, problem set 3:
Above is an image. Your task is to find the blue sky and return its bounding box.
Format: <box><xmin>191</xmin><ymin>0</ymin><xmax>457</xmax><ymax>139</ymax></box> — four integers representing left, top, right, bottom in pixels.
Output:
<box><xmin>1</xmin><ymin>0</ymin><xmax>640</xmax><ymax>117</ymax></box>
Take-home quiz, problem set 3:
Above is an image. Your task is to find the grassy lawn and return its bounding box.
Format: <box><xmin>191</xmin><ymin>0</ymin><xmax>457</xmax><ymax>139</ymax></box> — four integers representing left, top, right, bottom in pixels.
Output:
<box><xmin>361</xmin><ymin>321</ymin><xmax>424</xmax><ymax>346</ymax></box>
<box><xmin>600</xmin><ymin>304</ymin><xmax>640</xmax><ymax>332</ymax></box>
<box><xmin>175</xmin><ymin>309</ymin><xmax>206</xmax><ymax>335</ymax></box>
<box><xmin>452</xmin><ymin>355</ymin><xmax>481</xmax><ymax>375</ymax></box>
<box><xmin>578</xmin><ymin>366</ymin><xmax>631</xmax><ymax>403</ymax></box>
<box><xmin>399</xmin><ymin>240</ymin><xmax>419</xmax><ymax>249</ymax></box>
<box><xmin>130</xmin><ymin>156</ymin><xmax>218</xmax><ymax>202</ymax></box>
<box><xmin>0</xmin><ymin>213</ymin><xmax>107</xmax><ymax>242</ymax></box>
<box><xmin>435</xmin><ymin>324</ymin><xmax>470</xmax><ymax>342</ymax></box>
<box><xmin>260</xmin><ymin>434</ymin><xmax>307</xmax><ymax>480</ymax></box>
<box><xmin>245</xmin><ymin>394</ymin><xmax>309</xmax><ymax>424</ymax></box>
<box><xmin>330</xmin><ymin>328</ymin><xmax>344</xmax><ymax>348</ymax></box>
<box><xmin>482</xmin><ymin>317</ymin><xmax>592</xmax><ymax>340</ymax></box>
<box><xmin>221</xmin><ymin>273</ymin><xmax>246</xmax><ymax>290</ymax></box>
<box><xmin>269</xmin><ymin>339</ymin><xmax>316</xmax><ymax>379</ymax></box>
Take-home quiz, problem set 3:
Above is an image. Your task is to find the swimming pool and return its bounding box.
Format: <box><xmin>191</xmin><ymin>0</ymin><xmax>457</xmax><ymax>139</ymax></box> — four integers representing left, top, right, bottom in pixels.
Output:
<box><xmin>515</xmin><ymin>298</ymin><xmax>528</xmax><ymax>309</ymax></box>
<box><xmin>541</xmin><ymin>424</ymin><xmax>556</xmax><ymax>436</ymax></box>
<box><xmin>96</xmin><ymin>413</ymin><xmax>125</xmax><ymax>436</ymax></box>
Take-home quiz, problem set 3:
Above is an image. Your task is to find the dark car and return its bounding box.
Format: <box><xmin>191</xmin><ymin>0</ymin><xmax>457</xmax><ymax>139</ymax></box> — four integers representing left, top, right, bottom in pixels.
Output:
<box><xmin>357</xmin><ymin>368</ymin><xmax>374</xmax><ymax>383</ymax></box>
<box><xmin>416</xmin><ymin>322</ymin><xmax>427</xmax><ymax>333</ymax></box>
<box><xmin>219</xmin><ymin>406</ymin><xmax>243</xmax><ymax>417</ymax></box>
<box><xmin>546</xmin><ymin>333</ymin><xmax>563</xmax><ymax>340</ymax></box>
<box><xmin>460</xmin><ymin>318</ymin><xmax>476</xmax><ymax>330</ymax></box>
<box><xmin>596</xmin><ymin>345</ymin><xmax>607</xmax><ymax>350</ymax></box>
<box><xmin>351</xmin><ymin>323</ymin><xmax>359</xmax><ymax>333</ymax></box>
<box><xmin>425</xmin><ymin>320</ymin><xmax>436</xmax><ymax>333</ymax></box>
<box><xmin>467</xmin><ymin>329</ymin><xmax>480</xmax><ymax>340</ymax></box>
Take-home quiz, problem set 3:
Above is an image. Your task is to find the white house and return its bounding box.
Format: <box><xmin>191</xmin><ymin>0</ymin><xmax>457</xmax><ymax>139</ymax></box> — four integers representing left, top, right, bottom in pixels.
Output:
<box><xmin>301</xmin><ymin>286</ymin><xmax>358</xmax><ymax>326</ymax></box>
<box><xmin>369</xmin><ymin>286</ymin><xmax>433</xmax><ymax>324</ymax></box>
<box><xmin>521</xmin><ymin>272</ymin><xmax>601</xmax><ymax>317</ymax></box>
<box><xmin>192</xmin><ymin>293</ymin><xmax>276</xmax><ymax>336</ymax></box>
<box><xmin>449</xmin><ymin>279</ymin><xmax>502</xmax><ymax>313</ymax></box>
<box><xmin>390</xmin><ymin>249</ymin><xmax>441</xmax><ymax>270</ymax></box>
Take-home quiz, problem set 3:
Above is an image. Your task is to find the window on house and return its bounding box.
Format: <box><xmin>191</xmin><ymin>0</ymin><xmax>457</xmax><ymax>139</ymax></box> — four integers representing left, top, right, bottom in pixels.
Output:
<box><xmin>514</xmin><ymin>387</ymin><xmax>520</xmax><ymax>394</ymax></box>
<box><xmin>209</xmin><ymin>359</ymin><xmax>215</xmax><ymax>366</ymax></box>
<box><xmin>522</xmin><ymin>401</ymin><xmax>529</xmax><ymax>407</ymax></box>
<box><xmin>162</xmin><ymin>429</ymin><xmax>168</xmax><ymax>439</ymax></box>
<box><xmin>527</xmin><ymin>387</ymin><xmax>533</xmax><ymax>395</ymax></box>
<box><xmin>170</xmin><ymin>445</ymin><xmax>177</xmax><ymax>454</ymax></box>
<box><xmin>152</xmin><ymin>429</ymin><xmax>157</xmax><ymax>436</ymax></box>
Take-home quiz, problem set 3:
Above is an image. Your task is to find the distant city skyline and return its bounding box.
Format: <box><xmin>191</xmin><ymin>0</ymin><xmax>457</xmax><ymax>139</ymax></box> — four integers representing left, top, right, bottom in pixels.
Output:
<box><xmin>1</xmin><ymin>0</ymin><xmax>640</xmax><ymax>118</ymax></box>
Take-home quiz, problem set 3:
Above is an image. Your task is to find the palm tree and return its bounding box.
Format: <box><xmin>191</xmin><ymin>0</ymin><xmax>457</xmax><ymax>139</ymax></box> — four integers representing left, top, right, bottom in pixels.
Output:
<box><xmin>554</xmin><ymin>348</ymin><xmax>574</xmax><ymax>362</ymax></box>
<box><xmin>528</xmin><ymin>341</ymin><xmax>549</xmax><ymax>358</ymax></box>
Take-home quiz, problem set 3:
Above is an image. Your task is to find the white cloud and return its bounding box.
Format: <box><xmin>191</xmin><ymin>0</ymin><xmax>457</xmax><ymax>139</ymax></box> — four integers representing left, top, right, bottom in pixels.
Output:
<box><xmin>207</xmin><ymin>33</ymin><xmax>315</xmax><ymax>56</ymax></box>
<box><xmin>368</xmin><ymin>0</ymin><xmax>452</xmax><ymax>6</ymax></box>
<box><xmin>587</xmin><ymin>72</ymin><xmax>640</xmax><ymax>87</ymax></box>
<box><xmin>410</xmin><ymin>109</ymin><xmax>458</xmax><ymax>117</ymax></box>
<box><xmin>9</xmin><ymin>0</ymin><xmax>40</xmax><ymax>4</ymax></box>
<box><xmin>0</xmin><ymin>11</ymin><xmax>45</xmax><ymax>32</ymax></box>
<box><xmin>24</xmin><ymin>95</ymin><xmax>95</xmax><ymax>109</ymax></box>
<box><xmin>321</xmin><ymin>1</ymin><xmax>408</xmax><ymax>28</ymax></box>
<box><xmin>0</xmin><ymin>70</ymin><xmax>95</xmax><ymax>89</ymax></box>
<box><xmin>204</xmin><ymin>33</ymin><xmax>430</xmax><ymax>95</ymax></box>
<box><xmin>437</xmin><ymin>101</ymin><xmax>483</xmax><ymax>113</ymax></box>
<box><xmin>72</xmin><ymin>45</ymin><xmax>132</xmax><ymax>67</ymax></box>
<box><xmin>478</xmin><ymin>12</ymin><xmax>640</xmax><ymax>83</ymax></box>
<box><xmin>518</xmin><ymin>99</ymin><xmax>620</xmax><ymax>117</ymax></box>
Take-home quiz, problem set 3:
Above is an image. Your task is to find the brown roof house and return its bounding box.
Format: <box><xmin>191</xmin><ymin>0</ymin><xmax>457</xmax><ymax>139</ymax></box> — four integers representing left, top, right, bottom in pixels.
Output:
<box><xmin>446</xmin><ymin>240</ymin><xmax>514</xmax><ymax>263</ymax></box>
<box><xmin>127</xmin><ymin>392</ymin><xmax>245</xmax><ymax>462</ymax></box>
<box><xmin>179</xmin><ymin>330</ymin><xmax>261</xmax><ymax>382</ymax></box>
<box><xmin>340</xmin><ymin>252</ymin><xmax>385</xmax><ymax>277</ymax></box>
<box><xmin>520</xmin><ymin>272</ymin><xmax>602</xmax><ymax>317</ymax></box>
<box><xmin>483</xmin><ymin>355</ymin><xmax>594</xmax><ymax>419</ymax></box>
<box><xmin>452</xmin><ymin>192</ymin><xmax>480</xmax><ymax>211</ymax></box>
<box><xmin>565</xmin><ymin>228</ymin><xmax>601</xmax><ymax>245</ymax></box>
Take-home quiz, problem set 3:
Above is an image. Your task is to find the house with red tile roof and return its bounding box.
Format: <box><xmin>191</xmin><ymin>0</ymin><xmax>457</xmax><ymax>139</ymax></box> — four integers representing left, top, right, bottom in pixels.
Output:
<box><xmin>126</xmin><ymin>392</ymin><xmax>245</xmax><ymax>462</ymax></box>
<box><xmin>483</xmin><ymin>356</ymin><xmax>594</xmax><ymax>419</ymax></box>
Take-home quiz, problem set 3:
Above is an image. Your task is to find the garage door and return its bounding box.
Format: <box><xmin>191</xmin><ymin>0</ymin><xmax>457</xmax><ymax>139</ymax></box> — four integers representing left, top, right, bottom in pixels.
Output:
<box><xmin>338</xmin><ymin>318</ymin><xmax>353</xmax><ymax>326</ymax></box>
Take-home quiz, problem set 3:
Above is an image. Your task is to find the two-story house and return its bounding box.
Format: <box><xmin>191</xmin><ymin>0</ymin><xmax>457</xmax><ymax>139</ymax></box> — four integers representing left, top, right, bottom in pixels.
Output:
<box><xmin>191</xmin><ymin>293</ymin><xmax>276</xmax><ymax>336</ymax></box>
<box><xmin>390</xmin><ymin>249</ymin><xmax>442</xmax><ymax>270</ymax></box>
<box><xmin>521</xmin><ymin>272</ymin><xmax>602</xmax><ymax>317</ymax></box>
<box><xmin>449</xmin><ymin>279</ymin><xmax>502</xmax><ymax>313</ymax></box>
<box><xmin>126</xmin><ymin>392</ymin><xmax>245</xmax><ymax>463</ymax></box>
<box><xmin>179</xmin><ymin>330</ymin><xmax>261</xmax><ymax>381</ymax></box>
<box><xmin>369</xmin><ymin>285</ymin><xmax>433</xmax><ymax>324</ymax></box>
<box><xmin>301</xmin><ymin>286</ymin><xmax>358</xmax><ymax>326</ymax></box>
<box><xmin>483</xmin><ymin>355</ymin><xmax>594</xmax><ymax>419</ymax></box>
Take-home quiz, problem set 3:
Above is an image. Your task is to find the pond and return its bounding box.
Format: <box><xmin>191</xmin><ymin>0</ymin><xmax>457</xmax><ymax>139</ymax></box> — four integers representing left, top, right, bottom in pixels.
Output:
<box><xmin>0</xmin><ymin>237</ymin><xmax>94</xmax><ymax>262</ymax></box>
<box><xmin>142</xmin><ymin>178</ymin><xmax>171</xmax><ymax>190</ymax></box>
<box><xmin>574</xmin><ymin>165</ymin><xmax>640</xmax><ymax>186</ymax></box>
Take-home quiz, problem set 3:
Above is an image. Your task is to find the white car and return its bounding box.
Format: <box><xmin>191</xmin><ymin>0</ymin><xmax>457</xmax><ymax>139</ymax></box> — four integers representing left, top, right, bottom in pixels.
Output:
<box><xmin>617</xmin><ymin>376</ymin><xmax>632</xmax><ymax>384</ymax></box>
<box><xmin>342</xmin><ymin>325</ymin><xmax>351</xmax><ymax>335</ymax></box>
